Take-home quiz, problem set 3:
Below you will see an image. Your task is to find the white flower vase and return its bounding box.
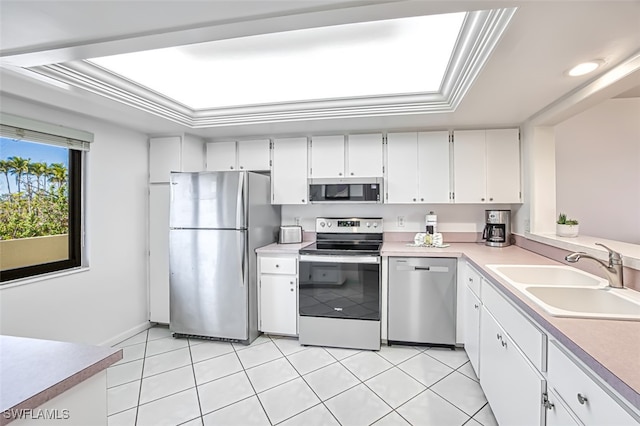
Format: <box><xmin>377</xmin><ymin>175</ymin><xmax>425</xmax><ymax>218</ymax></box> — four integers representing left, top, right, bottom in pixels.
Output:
<box><xmin>556</xmin><ymin>224</ymin><xmax>579</xmax><ymax>237</ymax></box>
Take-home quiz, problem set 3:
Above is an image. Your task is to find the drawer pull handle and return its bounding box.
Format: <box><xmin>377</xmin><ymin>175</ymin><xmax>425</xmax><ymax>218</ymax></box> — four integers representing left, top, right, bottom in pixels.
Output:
<box><xmin>496</xmin><ymin>333</ymin><xmax>502</xmax><ymax>341</ymax></box>
<box><xmin>501</xmin><ymin>340</ymin><xmax>507</xmax><ymax>348</ymax></box>
<box><xmin>275</xmin><ymin>264</ymin><xmax>279</xmax><ymax>268</ymax></box>
<box><xmin>577</xmin><ymin>393</ymin><xmax>588</xmax><ymax>405</ymax></box>
<box><xmin>468</xmin><ymin>277</ymin><xmax>473</xmax><ymax>282</ymax></box>
<box><xmin>474</xmin><ymin>304</ymin><xmax>479</xmax><ymax>309</ymax></box>
<box><xmin>290</xmin><ymin>288</ymin><xmax>294</xmax><ymax>292</ymax></box>
<box><xmin>290</xmin><ymin>281</ymin><xmax>294</xmax><ymax>285</ymax></box>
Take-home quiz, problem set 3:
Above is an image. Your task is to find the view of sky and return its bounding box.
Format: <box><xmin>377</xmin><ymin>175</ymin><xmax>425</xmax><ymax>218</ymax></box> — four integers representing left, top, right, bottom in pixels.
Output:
<box><xmin>0</xmin><ymin>138</ymin><xmax>69</xmax><ymax>194</ymax></box>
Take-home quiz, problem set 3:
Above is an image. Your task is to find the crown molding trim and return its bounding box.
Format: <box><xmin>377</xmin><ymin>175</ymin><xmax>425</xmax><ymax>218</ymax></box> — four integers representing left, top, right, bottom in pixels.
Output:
<box><xmin>25</xmin><ymin>8</ymin><xmax>516</xmax><ymax>129</ymax></box>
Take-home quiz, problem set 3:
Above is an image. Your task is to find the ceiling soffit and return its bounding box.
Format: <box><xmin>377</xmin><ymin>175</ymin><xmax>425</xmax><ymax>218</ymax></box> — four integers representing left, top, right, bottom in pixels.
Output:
<box><xmin>21</xmin><ymin>8</ymin><xmax>515</xmax><ymax>129</ymax></box>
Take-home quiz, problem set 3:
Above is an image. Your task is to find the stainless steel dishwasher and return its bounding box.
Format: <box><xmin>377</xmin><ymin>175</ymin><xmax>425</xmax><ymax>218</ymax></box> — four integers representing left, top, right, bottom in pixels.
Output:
<box><xmin>388</xmin><ymin>257</ymin><xmax>457</xmax><ymax>347</ymax></box>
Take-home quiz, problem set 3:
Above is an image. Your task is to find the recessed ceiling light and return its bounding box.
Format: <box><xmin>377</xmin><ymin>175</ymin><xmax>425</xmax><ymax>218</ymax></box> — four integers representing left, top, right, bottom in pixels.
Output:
<box><xmin>567</xmin><ymin>60</ymin><xmax>603</xmax><ymax>77</ymax></box>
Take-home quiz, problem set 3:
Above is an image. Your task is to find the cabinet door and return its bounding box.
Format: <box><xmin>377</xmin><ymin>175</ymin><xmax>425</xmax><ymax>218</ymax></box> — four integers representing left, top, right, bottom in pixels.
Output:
<box><xmin>545</xmin><ymin>390</ymin><xmax>581</xmax><ymax>426</ymax></box>
<box><xmin>347</xmin><ymin>133</ymin><xmax>383</xmax><ymax>177</ymax></box>
<box><xmin>417</xmin><ymin>131</ymin><xmax>451</xmax><ymax>203</ymax></box>
<box><xmin>453</xmin><ymin>130</ymin><xmax>487</xmax><ymax>203</ymax></box>
<box><xmin>150</xmin><ymin>136</ymin><xmax>181</xmax><ymax>183</ymax></box>
<box><xmin>272</xmin><ymin>138</ymin><xmax>308</xmax><ymax>204</ymax></box>
<box><xmin>238</xmin><ymin>139</ymin><xmax>270</xmax><ymax>171</ymax></box>
<box><xmin>206</xmin><ymin>141</ymin><xmax>237</xmax><ymax>171</ymax></box>
<box><xmin>464</xmin><ymin>285</ymin><xmax>481</xmax><ymax>377</ymax></box>
<box><xmin>480</xmin><ymin>307</ymin><xmax>545</xmax><ymax>426</ymax></box>
<box><xmin>486</xmin><ymin>129</ymin><xmax>520</xmax><ymax>203</ymax></box>
<box><xmin>310</xmin><ymin>135</ymin><xmax>345</xmax><ymax>178</ymax></box>
<box><xmin>386</xmin><ymin>132</ymin><xmax>419</xmax><ymax>203</ymax></box>
<box><xmin>260</xmin><ymin>275</ymin><xmax>297</xmax><ymax>335</ymax></box>
<box><xmin>149</xmin><ymin>184</ymin><xmax>170</xmax><ymax>323</ymax></box>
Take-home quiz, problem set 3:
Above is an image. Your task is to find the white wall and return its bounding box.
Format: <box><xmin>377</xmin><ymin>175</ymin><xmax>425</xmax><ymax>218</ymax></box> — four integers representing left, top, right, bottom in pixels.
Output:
<box><xmin>0</xmin><ymin>96</ymin><xmax>149</xmax><ymax>345</ymax></box>
<box><xmin>555</xmin><ymin>98</ymin><xmax>640</xmax><ymax>244</ymax></box>
<box><xmin>282</xmin><ymin>203</ymin><xmax>517</xmax><ymax>233</ymax></box>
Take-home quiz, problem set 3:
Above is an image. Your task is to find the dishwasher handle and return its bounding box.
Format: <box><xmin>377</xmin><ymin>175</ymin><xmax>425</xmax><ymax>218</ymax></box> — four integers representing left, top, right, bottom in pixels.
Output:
<box><xmin>395</xmin><ymin>264</ymin><xmax>450</xmax><ymax>273</ymax></box>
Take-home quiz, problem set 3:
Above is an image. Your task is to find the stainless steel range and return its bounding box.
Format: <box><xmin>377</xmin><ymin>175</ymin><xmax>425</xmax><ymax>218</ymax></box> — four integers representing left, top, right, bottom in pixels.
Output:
<box><xmin>298</xmin><ymin>217</ymin><xmax>383</xmax><ymax>350</ymax></box>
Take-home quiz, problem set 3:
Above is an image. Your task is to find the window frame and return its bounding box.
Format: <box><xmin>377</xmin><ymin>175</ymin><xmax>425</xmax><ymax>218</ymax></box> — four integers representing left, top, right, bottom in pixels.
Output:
<box><xmin>0</xmin><ymin>114</ymin><xmax>90</xmax><ymax>283</ymax></box>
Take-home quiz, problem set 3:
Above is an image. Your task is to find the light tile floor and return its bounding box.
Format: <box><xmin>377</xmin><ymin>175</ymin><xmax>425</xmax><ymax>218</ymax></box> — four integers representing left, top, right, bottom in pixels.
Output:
<box><xmin>108</xmin><ymin>326</ymin><xmax>498</xmax><ymax>426</ymax></box>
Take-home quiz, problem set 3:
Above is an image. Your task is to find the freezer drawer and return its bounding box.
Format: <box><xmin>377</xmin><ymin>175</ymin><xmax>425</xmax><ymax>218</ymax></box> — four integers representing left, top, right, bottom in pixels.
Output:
<box><xmin>388</xmin><ymin>257</ymin><xmax>457</xmax><ymax>346</ymax></box>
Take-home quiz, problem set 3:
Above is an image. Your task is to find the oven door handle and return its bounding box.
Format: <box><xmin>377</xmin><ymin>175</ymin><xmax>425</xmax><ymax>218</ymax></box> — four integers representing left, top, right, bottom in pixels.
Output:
<box><xmin>299</xmin><ymin>255</ymin><xmax>380</xmax><ymax>264</ymax></box>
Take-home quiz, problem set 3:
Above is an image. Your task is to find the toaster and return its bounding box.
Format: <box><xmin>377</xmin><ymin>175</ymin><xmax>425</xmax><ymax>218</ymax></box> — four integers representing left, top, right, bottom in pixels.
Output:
<box><xmin>279</xmin><ymin>226</ymin><xmax>302</xmax><ymax>244</ymax></box>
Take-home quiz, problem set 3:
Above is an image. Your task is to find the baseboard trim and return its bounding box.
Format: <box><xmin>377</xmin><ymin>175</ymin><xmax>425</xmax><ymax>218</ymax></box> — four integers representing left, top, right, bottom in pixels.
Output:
<box><xmin>99</xmin><ymin>321</ymin><xmax>152</xmax><ymax>347</ymax></box>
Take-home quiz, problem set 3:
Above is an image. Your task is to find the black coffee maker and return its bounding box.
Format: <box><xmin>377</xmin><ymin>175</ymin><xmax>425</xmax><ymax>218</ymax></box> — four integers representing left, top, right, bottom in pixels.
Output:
<box><xmin>482</xmin><ymin>210</ymin><xmax>511</xmax><ymax>247</ymax></box>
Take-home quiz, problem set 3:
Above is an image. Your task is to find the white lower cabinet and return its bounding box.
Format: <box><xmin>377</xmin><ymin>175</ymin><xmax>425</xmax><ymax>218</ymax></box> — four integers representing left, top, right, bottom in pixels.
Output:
<box><xmin>547</xmin><ymin>340</ymin><xmax>639</xmax><ymax>425</ymax></box>
<box><xmin>545</xmin><ymin>389</ymin><xmax>581</xmax><ymax>426</ymax></box>
<box><xmin>463</xmin><ymin>284</ymin><xmax>481</xmax><ymax>376</ymax></box>
<box><xmin>480</xmin><ymin>307</ymin><xmax>546</xmax><ymax>426</ymax></box>
<box><xmin>258</xmin><ymin>255</ymin><xmax>298</xmax><ymax>336</ymax></box>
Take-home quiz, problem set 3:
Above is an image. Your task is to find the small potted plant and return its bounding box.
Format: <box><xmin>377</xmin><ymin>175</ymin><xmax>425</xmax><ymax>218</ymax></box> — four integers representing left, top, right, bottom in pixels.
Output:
<box><xmin>556</xmin><ymin>213</ymin><xmax>579</xmax><ymax>237</ymax></box>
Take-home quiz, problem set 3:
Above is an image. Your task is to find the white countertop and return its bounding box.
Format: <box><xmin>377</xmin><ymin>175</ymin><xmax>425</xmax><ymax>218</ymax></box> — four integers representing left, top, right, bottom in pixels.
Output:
<box><xmin>255</xmin><ymin>241</ymin><xmax>313</xmax><ymax>254</ymax></box>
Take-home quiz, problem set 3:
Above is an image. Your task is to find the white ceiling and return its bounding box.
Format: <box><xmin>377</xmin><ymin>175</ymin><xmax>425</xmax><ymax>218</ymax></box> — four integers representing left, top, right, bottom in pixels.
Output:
<box><xmin>1</xmin><ymin>0</ymin><xmax>639</xmax><ymax>139</ymax></box>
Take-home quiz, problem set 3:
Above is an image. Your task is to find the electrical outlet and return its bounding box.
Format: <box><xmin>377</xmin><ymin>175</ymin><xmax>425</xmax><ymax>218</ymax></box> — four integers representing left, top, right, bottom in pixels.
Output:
<box><xmin>294</xmin><ymin>217</ymin><xmax>301</xmax><ymax>226</ymax></box>
<box><xmin>397</xmin><ymin>216</ymin><xmax>405</xmax><ymax>227</ymax></box>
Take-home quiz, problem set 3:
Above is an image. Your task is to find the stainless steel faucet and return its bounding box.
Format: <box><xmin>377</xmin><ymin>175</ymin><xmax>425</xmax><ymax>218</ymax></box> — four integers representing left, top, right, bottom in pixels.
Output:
<box><xmin>565</xmin><ymin>243</ymin><xmax>624</xmax><ymax>288</ymax></box>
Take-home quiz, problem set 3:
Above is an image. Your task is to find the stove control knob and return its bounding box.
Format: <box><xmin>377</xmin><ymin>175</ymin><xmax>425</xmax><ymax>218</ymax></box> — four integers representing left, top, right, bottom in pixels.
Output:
<box><xmin>373</xmin><ymin>222</ymin><xmax>378</xmax><ymax>228</ymax></box>
<box><xmin>320</xmin><ymin>222</ymin><xmax>325</xmax><ymax>227</ymax></box>
<box><xmin>366</xmin><ymin>222</ymin><xmax>371</xmax><ymax>228</ymax></box>
<box><xmin>327</xmin><ymin>222</ymin><xmax>332</xmax><ymax>228</ymax></box>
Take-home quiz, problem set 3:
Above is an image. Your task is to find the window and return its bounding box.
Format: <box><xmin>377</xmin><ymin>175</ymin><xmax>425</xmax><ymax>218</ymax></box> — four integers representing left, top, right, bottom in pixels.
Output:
<box><xmin>0</xmin><ymin>114</ymin><xmax>91</xmax><ymax>283</ymax></box>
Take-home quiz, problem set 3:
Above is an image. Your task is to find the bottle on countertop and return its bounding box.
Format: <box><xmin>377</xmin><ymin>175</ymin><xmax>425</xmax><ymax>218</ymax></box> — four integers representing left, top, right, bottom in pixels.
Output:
<box><xmin>426</xmin><ymin>211</ymin><xmax>437</xmax><ymax>235</ymax></box>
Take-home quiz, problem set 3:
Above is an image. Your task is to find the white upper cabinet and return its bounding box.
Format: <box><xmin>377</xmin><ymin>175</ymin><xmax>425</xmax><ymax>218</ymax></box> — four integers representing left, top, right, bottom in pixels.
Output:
<box><xmin>272</xmin><ymin>137</ymin><xmax>308</xmax><ymax>204</ymax></box>
<box><xmin>310</xmin><ymin>135</ymin><xmax>345</xmax><ymax>178</ymax></box>
<box><xmin>453</xmin><ymin>128</ymin><xmax>520</xmax><ymax>203</ymax></box>
<box><xmin>309</xmin><ymin>133</ymin><xmax>383</xmax><ymax>178</ymax></box>
<box><xmin>206</xmin><ymin>141</ymin><xmax>236</xmax><ymax>171</ymax></box>
<box><xmin>417</xmin><ymin>131</ymin><xmax>451</xmax><ymax>203</ymax></box>
<box><xmin>347</xmin><ymin>133</ymin><xmax>384</xmax><ymax>177</ymax></box>
<box><xmin>386</xmin><ymin>132</ymin><xmax>419</xmax><ymax>203</ymax></box>
<box><xmin>486</xmin><ymin>129</ymin><xmax>521</xmax><ymax>203</ymax></box>
<box><xmin>206</xmin><ymin>139</ymin><xmax>270</xmax><ymax>171</ymax></box>
<box><xmin>238</xmin><ymin>139</ymin><xmax>271</xmax><ymax>171</ymax></box>
<box><xmin>386</xmin><ymin>131</ymin><xmax>450</xmax><ymax>203</ymax></box>
<box><xmin>150</xmin><ymin>135</ymin><xmax>204</xmax><ymax>183</ymax></box>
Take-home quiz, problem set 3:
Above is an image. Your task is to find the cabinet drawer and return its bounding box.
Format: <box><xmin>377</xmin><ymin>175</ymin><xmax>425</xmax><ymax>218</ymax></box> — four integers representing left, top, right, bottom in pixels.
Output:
<box><xmin>548</xmin><ymin>341</ymin><xmax>638</xmax><ymax>425</ymax></box>
<box><xmin>260</xmin><ymin>257</ymin><xmax>297</xmax><ymax>275</ymax></box>
<box><xmin>483</xmin><ymin>282</ymin><xmax>546</xmax><ymax>371</ymax></box>
<box><xmin>466</xmin><ymin>265</ymin><xmax>482</xmax><ymax>298</ymax></box>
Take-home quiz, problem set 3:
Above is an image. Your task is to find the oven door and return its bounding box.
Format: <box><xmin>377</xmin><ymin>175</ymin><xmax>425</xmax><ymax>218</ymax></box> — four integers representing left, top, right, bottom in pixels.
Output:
<box><xmin>298</xmin><ymin>254</ymin><xmax>380</xmax><ymax>321</ymax></box>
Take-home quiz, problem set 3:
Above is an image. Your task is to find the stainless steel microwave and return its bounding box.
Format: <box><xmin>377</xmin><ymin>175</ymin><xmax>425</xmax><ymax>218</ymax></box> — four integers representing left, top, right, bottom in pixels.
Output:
<box><xmin>308</xmin><ymin>178</ymin><xmax>383</xmax><ymax>203</ymax></box>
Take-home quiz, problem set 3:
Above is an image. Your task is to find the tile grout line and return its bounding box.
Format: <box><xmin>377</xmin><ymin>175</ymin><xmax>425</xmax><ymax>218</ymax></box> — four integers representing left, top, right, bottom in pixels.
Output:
<box><xmin>133</xmin><ymin>329</ymin><xmax>149</xmax><ymax>426</ymax></box>
<box><xmin>271</xmin><ymin>341</ymin><xmax>343</xmax><ymax>426</ymax></box>
<box><xmin>186</xmin><ymin>337</ymin><xmax>205</xmax><ymax>425</ymax></box>
<box><xmin>231</xmin><ymin>335</ymin><xmax>273</xmax><ymax>425</ymax></box>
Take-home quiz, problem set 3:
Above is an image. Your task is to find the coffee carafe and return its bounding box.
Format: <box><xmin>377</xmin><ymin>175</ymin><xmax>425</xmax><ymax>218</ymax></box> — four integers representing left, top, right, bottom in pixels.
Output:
<box><xmin>482</xmin><ymin>210</ymin><xmax>511</xmax><ymax>247</ymax></box>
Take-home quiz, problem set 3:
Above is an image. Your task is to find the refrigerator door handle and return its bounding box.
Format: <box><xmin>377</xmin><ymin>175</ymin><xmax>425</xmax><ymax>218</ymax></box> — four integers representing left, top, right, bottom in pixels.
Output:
<box><xmin>240</xmin><ymin>240</ymin><xmax>246</xmax><ymax>286</ymax></box>
<box><xmin>236</xmin><ymin>172</ymin><xmax>246</xmax><ymax>228</ymax></box>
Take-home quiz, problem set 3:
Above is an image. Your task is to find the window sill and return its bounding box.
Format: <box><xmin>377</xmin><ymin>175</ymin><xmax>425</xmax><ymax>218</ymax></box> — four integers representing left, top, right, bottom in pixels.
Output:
<box><xmin>0</xmin><ymin>267</ymin><xmax>91</xmax><ymax>290</ymax></box>
<box><xmin>524</xmin><ymin>232</ymin><xmax>640</xmax><ymax>271</ymax></box>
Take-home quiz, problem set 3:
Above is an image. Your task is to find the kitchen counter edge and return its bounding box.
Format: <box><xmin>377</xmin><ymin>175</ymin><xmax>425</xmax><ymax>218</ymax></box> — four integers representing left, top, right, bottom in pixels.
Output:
<box><xmin>0</xmin><ymin>335</ymin><xmax>123</xmax><ymax>424</ymax></box>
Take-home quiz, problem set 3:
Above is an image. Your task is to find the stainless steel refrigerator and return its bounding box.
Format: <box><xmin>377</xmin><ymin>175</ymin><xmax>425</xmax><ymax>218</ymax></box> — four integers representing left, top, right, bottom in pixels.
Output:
<box><xmin>169</xmin><ymin>171</ymin><xmax>280</xmax><ymax>344</ymax></box>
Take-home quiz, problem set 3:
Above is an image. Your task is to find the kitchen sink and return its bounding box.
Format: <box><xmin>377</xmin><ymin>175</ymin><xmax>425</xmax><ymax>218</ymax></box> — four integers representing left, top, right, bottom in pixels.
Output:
<box><xmin>486</xmin><ymin>264</ymin><xmax>640</xmax><ymax>320</ymax></box>
<box><xmin>487</xmin><ymin>264</ymin><xmax>606</xmax><ymax>287</ymax></box>
<box><xmin>523</xmin><ymin>287</ymin><xmax>640</xmax><ymax>320</ymax></box>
